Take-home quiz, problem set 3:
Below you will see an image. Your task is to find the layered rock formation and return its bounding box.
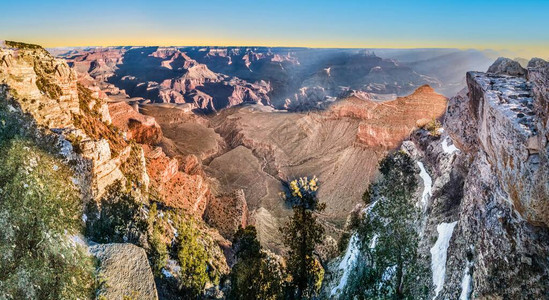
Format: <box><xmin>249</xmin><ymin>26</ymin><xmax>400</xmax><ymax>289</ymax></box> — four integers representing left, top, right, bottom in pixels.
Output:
<box><xmin>60</xmin><ymin>47</ymin><xmax>272</xmax><ymax>112</ymax></box>
<box><xmin>0</xmin><ymin>42</ymin><xmax>131</xmax><ymax>200</ymax></box>
<box><xmin>108</xmin><ymin>100</ymin><xmax>162</xmax><ymax>144</ymax></box>
<box><xmin>1</xmin><ymin>42</ymin><xmax>234</xmax><ymax>298</ymax></box>
<box><xmin>144</xmin><ymin>145</ymin><xmax>212</xmax><ymax>215</ymax></box>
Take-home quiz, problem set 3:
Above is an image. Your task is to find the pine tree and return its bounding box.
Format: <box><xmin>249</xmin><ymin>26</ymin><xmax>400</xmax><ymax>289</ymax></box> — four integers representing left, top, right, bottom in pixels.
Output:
<box><xmin>280</xmin><ymin>177</ymin><xmax>326</xmax><ymax>299</ymax></box>
<box><xmin>228</xmin><ymin>226</ymin><xmax>285</xmax><ymax>300</ymax></box>
<box><xmin>177</xmin><ymin>220</ymin><xmax>209</xmax><ymax>298</ymax></box>
<box><xmin>343</xmin><ymin>151</ymin><xmax>428</xmax><ymax>299</ymax></box>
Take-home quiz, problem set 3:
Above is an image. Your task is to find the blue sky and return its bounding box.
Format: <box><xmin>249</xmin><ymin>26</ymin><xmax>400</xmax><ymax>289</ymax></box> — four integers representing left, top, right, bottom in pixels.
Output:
<box><xmin>1</xmin><ymin>0</ymin><xmax>548</xmax><ymax>57</ymax></box>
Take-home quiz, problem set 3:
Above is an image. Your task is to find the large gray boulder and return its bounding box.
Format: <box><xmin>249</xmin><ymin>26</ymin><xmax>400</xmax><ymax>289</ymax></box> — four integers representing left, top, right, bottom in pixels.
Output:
<box><xmin>90</xmin><ymin>243</ymin><xmax>158</xmax><ymax>300</ymax></box>
<box><xmin>487</xmin><ymin>57</ymin><xmax>526</xmax><ymax>77</ymax></box>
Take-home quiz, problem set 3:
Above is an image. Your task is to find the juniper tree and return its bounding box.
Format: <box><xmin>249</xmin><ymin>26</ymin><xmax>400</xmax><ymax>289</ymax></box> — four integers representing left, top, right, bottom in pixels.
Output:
<box><xmin>177</xmin><ymin>220</ymin><xmax>209</xmax><ymax>299</ymax></box>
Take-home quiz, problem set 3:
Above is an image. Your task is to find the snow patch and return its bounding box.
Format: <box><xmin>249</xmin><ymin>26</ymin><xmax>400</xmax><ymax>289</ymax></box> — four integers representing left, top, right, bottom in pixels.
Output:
<box><xmin>441</xmin><ymin>136</ymin><xmax>460</xmax><ymax>154</ymax></box>
<box><xmin>417</xmin><ymin>162</ymin><xmax>432</xmax><ymax>209</ymax></box>
<box><xmin>331</xmin><ymin>233</ymin><xmax>360</xmax><ymax>296</ymax></box>
<box><xmin>381</xmin><ymin>265</ymin><xmax>397</xmax><ymax>282</ymax></box>
<box><xmin>430</xmin><ymin>221</ymin><xmax>458</xmax><ymax>299</ymax></box>
<box><xmin>460</xmin><ymin>260</ymin><xmax>473</xmax><ymax>300</ymax></box>
<box><xmin>369</xmin><ymin>234</ymin><xmax>379</xmax><ymax>249</ymax></box>
<box><xmin>162</xmin><ymin>268</ymin><xmax>174</xmax><ymax>278</ymax></box>
<box><xmin>82</xmin><ymin>214</ymin><xmax>87</xmax><ymax>223</ymax></box>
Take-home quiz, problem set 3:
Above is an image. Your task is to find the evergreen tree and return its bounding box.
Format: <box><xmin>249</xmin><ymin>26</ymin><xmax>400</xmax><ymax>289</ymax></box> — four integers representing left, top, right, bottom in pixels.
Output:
<box><xmin>177</xmin><ymin>219</ymin><xmax>209</xmax><ymax>298</ymax></box>
<box><xmin>228</xmin><ymin>226</ymin><xmax>285</xmax><ymax>300</ymax></box>
<box><xmin>343</xmin><ymin>151</ymin><xmax>428</xmax><ymax>299</ymax></box>
<box><xmin>280</xmin><ymin>177</ymin><xmax>326</xmax><ymax>299</ymax></box>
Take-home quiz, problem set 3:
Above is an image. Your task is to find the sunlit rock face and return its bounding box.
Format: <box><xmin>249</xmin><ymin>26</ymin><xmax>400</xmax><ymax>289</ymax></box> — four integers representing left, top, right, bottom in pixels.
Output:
<box><xmin>0</xmin><ymin>44</ymin><xmax>134</xmax><ymax>201</ymax></box>
<box><xmin>0</xmin><ymin>47</ymin><xmax>79</xmax><ymax>128</ymax></box>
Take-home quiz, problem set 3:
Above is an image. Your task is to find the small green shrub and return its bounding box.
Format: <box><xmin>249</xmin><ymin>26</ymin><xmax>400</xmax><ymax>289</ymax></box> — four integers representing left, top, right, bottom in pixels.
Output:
<box><xmin>423</xmin><ymin>118</ymin><xmax>442</xmax><ymax>137</ymax></box>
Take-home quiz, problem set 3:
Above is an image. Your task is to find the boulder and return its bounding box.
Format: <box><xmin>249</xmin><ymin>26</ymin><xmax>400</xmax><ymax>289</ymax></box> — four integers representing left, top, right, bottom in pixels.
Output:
<box><xmin>90</xmin><ymin>243</ymin><xmax>158</xmax><ymax>300</ymax></box>
<box><xmin>487</xmin><ymin>57</ymin><xmax>526</xmax><ymax>77</ymax></box>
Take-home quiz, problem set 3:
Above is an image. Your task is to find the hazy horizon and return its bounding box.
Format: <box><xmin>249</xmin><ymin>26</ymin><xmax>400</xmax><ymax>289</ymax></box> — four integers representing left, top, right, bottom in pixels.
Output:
<box><xmin>1</xmin><ymin>0</ymin><xmax>548</xmax><ymax>58</ymax></box>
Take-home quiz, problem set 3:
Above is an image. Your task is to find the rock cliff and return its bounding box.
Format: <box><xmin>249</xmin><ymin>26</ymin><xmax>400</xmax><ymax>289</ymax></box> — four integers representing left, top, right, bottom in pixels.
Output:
<box><xmin>329</xmin><ymin>58</ymin><xmax>549</xmax><ymax>299</ymax></box>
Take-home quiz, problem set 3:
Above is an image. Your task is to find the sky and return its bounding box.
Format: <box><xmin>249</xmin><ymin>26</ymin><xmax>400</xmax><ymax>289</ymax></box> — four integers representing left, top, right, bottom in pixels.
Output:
<box><xmin>1</xmin><ymin>0</ymin><xmax>548</xmax><ymax>58</ymax></box>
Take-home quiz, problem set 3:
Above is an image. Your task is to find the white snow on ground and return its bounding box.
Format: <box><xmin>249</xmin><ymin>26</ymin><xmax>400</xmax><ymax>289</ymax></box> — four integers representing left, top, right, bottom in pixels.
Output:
<box><xmin>460</xmin><ymin>260</ymin><xmax>473</xmax><ymax>300</ymax></box>
<box><xmin>381</xmin><ymin>265</ymin><xmax>397</xmax><ymax>282</ymax></box>
<box><xmin>331</xmin><ymin>233</ymin><xmax>360</xmax><ymax>296</ymax></box>
<box><xmin>162</xmin><ymin>268</ymin><xmax>174</xmax><ymax>278</ymax></box>
<box><xmin>369</xmin><ymin>234</ymin><xmax>379</xmax><ymax>249</ymax></box>
<box><xmin>417</xmin><ymin>162</ymin><xmax>432</xmax><ymax>209</ymax></box>
<box><xmin>430</xmin><ymin>221</ymin><xmax>458</xmax><ymax>299</ymax></box>
<box><xmin>442</xmin><ymin>136</ymin><xmax>460</xmax><ymax>154</ymax></box>
<box><xmin>82</xmin><ymin>213</ymin><xmax>87</xmax><ymax>223</ymax></box>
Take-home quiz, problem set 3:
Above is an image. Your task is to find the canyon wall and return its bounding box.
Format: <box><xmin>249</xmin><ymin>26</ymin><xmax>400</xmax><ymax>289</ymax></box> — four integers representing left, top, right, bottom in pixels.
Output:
<box><xmin>328</xmin><ymin>58</ymin><xmax>549</xmax><ymax>299</ymax></box>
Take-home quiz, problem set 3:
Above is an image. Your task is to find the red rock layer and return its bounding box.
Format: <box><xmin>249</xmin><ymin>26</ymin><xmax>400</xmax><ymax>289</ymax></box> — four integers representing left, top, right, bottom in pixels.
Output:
<box><xmin>328</xmin><ymin>85</ymin><xmax>447</xmax><ymax>149</ymax></box>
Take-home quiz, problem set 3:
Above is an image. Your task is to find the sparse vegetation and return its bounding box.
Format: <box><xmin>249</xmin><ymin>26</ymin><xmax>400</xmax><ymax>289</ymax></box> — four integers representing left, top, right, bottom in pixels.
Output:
<box><xmin>5</xmin><ymin>40</ymin><xmax>44</xmax><ymax>50</ymax></box>
<box><xmin>36</xmin><ymin>76</ymin><xmax>62</xmax><ymax>99</ymax></box>
<box><xmin>85</xmin><ymin>181</ymin><xmax>147</xmax><ymax>244</ymax></box>
<box><xmin>72</xmin><ymin>112</ymin><xmax>127</xmax><ymax>156</ymax></box>
<box><xmin>423</xmin><ymin>118</ymin><xmax>442</xmax><ymax>137</ymax></box>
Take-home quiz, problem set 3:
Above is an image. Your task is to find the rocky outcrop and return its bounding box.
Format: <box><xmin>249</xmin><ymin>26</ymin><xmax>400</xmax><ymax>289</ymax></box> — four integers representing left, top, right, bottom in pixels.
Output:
<box><xmin>108</xmin><ymin>100</ymin><xmax>162</xmax><ymax>145</ymax></box>
<box><xmin>90</xmin><ymin>243</ymin><xmax>158</xmax><ymax>300</ymax></box>
<box><xmin>204</xmin><ymin>189</ymin><xmax>248</xmax><ymax>240</ymax></box>
<box><xmin>487</xmin><ymin>57</ymin><xmax>526</xmax><ymax>77</ymax></box>
<box><xmin>0</xmin><ymin>43</ymin><xmax>135</xmax><ymax>201</ymax></box>
<box><xmin>330</xmin><ymin>85</ymin><xmax>448</xmax><ymax>150</ymax></box>
<box><xmin>144</xmin><ymin>145</ymin><xmax>212</xmax><ymax>215</ymax></box>
<box><xmin>0</xmin><ymin>47</ymin><xmax>79</xmax><ymax>127</ymax></box>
